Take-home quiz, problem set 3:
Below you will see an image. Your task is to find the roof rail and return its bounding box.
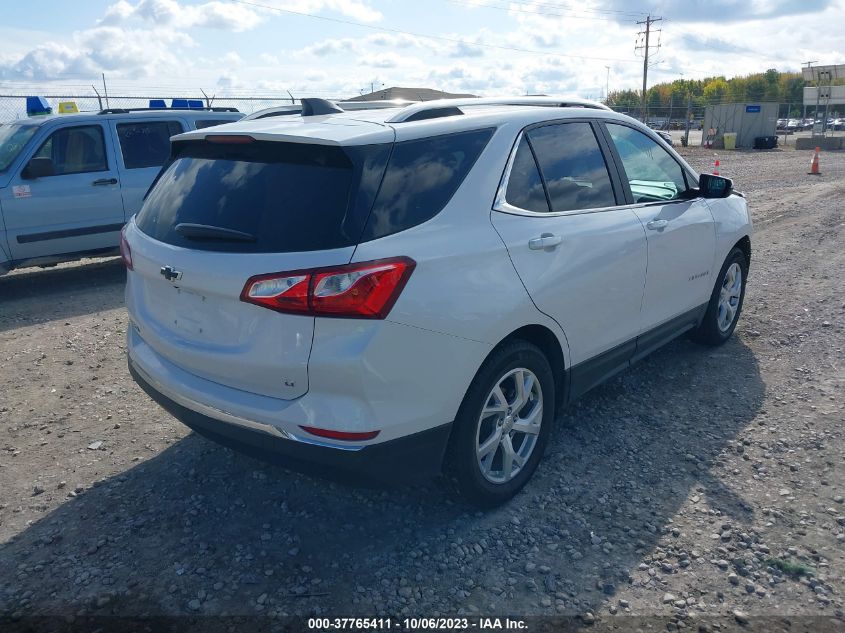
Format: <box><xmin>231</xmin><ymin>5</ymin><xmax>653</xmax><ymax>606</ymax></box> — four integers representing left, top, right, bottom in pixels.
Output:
<box><xmin>386</xmin><ymin>96</ymin><xmax>611</xmax><ymax>123</ymax></box>
<box><xmin>98</xmin><ymin>107</ymin><xmax>240</xmax><ymax>115</ymax></box>
<box><xmin>241</xmin><ymin>99</ymin><xmax>417</xmax><ymax>121</ymax></box>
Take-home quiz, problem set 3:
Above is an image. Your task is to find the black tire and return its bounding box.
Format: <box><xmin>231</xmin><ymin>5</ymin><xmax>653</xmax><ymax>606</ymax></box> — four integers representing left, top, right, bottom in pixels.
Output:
<box><xmin>689</xmin><ymin>247</ymin><xmax>748</xmax><ymax>346</ymax></box>
<box><xmin>446</xmin><ymin>340</ymin><xmax>555</xmax><ymax>507</ymax></box>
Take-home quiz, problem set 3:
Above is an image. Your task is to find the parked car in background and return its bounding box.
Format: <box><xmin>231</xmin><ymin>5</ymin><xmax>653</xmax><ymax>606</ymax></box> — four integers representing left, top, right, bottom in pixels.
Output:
<box><xmin>0</xmin><ymin>107</ymin><xmax>243</xmax><ymax>275</ymax></box>
<box><xmin>123</xmin><ymin>96</ymin><xmax>752</xmax><ymax>505</ymax></box>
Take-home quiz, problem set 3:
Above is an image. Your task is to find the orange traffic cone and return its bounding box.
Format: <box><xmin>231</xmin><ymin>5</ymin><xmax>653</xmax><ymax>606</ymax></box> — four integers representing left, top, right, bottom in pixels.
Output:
<box><xmin>713</xmin><ymin>157</ymin><xmax>720</xmax><ymax>176</ymax></box>
<box><xmin>808</xmin><ymin>146</ymin><xmax>822</xmax><ymax>176</ymax></box>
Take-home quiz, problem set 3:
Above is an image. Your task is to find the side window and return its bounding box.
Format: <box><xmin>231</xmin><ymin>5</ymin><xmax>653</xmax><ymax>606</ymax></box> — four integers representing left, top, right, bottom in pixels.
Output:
<box><xmin>504</xmin><ymin>136</ymin><xmax>549</xmax><ymax>213</ymax></box>
<box><xmin>32</xmin><ymin>125</ymin><xmax>108</xmax><ymax>176</ymax></box>
<box><xmin>527</xmin><ymin>122</ymin><xmax>617</xmax><ymax>212</ymax></box>
<box><xmin>117</xmin><ymin>120</ymin><xmax>184</xmax><ymax>169</ymax></box>
<box><xmin>194</xmin><ymin>119</ymin><xmax>236</xmax><ymax>129</ymax></box>
<box><xmin>606</xmin><ymin>123</ymin><xmax>688</xmax><ymax>202</ymax></box>
<box><xmin>361</xmin><ymin>128</ymin><xmax>493</xmax><ymax>241</ymax></box>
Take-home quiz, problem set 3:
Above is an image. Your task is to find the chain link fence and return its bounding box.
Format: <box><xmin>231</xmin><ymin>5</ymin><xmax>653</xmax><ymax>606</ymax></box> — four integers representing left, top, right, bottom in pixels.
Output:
<box><xmin>2</xmin><ymin>94</ymin><xmax>843</xmax><ymax>146</ymax></box>
<box><xmin>0</xmin><ymin>94</ymin><xmax>314</xmax><ymax>122</ymax></box>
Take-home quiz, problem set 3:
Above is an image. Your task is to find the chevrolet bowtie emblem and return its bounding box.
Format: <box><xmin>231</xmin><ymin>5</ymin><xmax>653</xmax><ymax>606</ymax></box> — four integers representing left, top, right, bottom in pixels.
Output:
<box><xmin>160</xmin><ymin>265</ymin><xmax>182</xmax><ymax>282</ymax></box>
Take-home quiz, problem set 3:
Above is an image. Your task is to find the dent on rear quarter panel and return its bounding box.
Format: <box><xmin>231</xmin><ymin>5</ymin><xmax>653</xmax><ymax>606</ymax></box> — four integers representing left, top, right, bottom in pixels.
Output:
<box><xmin>308</xmin><ymin>318</ymin><xmax>493</xmax><ymax>439</ymax></box>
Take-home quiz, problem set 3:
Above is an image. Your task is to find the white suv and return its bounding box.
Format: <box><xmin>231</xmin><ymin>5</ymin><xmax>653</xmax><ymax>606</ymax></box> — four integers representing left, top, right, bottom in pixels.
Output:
<box><xmin>123</xmin><ymin>97</ymin><xmax>751</xmax><ymax>505</ymax></box>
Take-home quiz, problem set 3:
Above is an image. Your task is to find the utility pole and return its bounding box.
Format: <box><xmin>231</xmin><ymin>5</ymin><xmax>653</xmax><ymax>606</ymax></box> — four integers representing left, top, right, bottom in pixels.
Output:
<box><xmin>802</xmin><ymin>61</ymin><xmax>817</xmax><ymax>122</ymax></box>
<box><xmin>635</xmin><ymin>15</ymin><xmax>662</xmax><ymax>123</ymax></box>
<box><xmin>684</xmin><ymin>92</ymin><xmax>692</xmax><ymax>147</ymax></box>
<box><xmin>605</xmin><ymin>66</ymin><xmax>610</xmax><ymax>103</ymax></box>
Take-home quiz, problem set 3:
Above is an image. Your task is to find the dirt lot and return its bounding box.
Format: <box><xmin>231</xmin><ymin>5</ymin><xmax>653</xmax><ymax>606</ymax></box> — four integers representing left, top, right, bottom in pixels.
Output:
<box><xmin>1</xmin><ymin>146</ymin><xmax>844</xmax><ymax>631</ymax></box>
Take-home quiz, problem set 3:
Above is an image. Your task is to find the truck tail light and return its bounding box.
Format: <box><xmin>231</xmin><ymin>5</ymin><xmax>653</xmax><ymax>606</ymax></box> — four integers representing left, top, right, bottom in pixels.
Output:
<box><xmin>240</xmin><ymin>257</ymin><xmax>415</xmax><ymax>319</ymax></box>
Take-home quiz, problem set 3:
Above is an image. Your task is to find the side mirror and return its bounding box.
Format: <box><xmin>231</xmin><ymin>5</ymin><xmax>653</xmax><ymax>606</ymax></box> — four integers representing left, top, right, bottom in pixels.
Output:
<box><xmin>697</xmin><ymin>173</ymin><xmax>733</xmax><ymax>198</ymax></box>
<box><xmin>22</xmin><ymin>157</ymin><xmax>55</xmax><ymax>180</ymax></box>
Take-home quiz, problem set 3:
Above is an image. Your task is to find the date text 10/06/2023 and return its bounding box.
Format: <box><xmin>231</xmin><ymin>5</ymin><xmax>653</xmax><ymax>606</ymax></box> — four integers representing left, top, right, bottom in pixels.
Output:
<box><xmin>307</xmin><ymin>617</ymin><xmax>528</xmax><ymax>630</ymax></box>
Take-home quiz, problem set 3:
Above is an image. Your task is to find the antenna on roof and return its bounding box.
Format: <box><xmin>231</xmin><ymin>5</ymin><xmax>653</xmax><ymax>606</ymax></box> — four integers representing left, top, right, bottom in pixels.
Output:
<box><xmin>301</xmin><ymin>98</ymin><xmax>343</xmax><ymax>116</ymax></box>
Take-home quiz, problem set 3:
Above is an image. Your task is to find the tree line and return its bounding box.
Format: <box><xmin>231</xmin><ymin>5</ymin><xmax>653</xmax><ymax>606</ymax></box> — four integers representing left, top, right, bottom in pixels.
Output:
<box><xmin>606</xmin><ymin>68</ymin><xmax>839</xmax><ymax>117</ymax></box>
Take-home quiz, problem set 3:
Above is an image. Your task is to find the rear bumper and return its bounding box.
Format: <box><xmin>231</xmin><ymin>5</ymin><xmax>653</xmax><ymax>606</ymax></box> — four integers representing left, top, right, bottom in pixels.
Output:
<box><xmin>129</xmin><ymin>357</ymin><xmax>452</xmax><ymax>482</ymax></box>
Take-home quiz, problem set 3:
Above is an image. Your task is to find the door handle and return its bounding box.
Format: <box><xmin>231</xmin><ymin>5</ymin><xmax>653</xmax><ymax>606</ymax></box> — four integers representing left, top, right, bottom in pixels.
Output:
<box><xmin>646</xmin><ymin>219</ymin><xmax>669</xmax><ymax>230</ymax></box>
<box><xmin>92</xmin><ymin>178</ymin><xmax>118</xmax><ymax>186</ymax></box>
<box><xmin>528</xmin><ymin>233</ymin><xmax>562</xmax><ymax>250</ymax></box>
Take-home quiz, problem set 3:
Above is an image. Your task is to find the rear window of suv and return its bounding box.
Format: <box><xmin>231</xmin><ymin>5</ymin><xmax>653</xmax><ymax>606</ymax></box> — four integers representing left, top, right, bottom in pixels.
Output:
<box><xmin>136</xmin><ymin>128</ymin><xmax>493</xmax><ymax>253</ymax></box>
<box><xmin>136</xmin><ymin>140</ymin><xmax>390</xmax><ymax>253</ymax></box>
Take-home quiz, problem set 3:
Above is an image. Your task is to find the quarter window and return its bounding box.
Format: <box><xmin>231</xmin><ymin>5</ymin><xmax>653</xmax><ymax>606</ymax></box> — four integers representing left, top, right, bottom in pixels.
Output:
<box><xmin>33</xmin><ymin>125</ymin><xmax>108</xmax><ymax>175</ymax></box>
<box><xmin>504</xmin><ymin>136</ymin><xmax>549</xmax><ymax>213</ymax></box>
<box><xmin>117</xmin><ymin>120</ymin><xmax>184</xmax><ymax>169</ymax></box>
<box><xmin>606</xmin><ymin>123</ymin><xmax>688</xmax><ymax>202</ymax></box>
<box><xmin>360</xmin><ymin>128</ymin><xmax>493</xmax><ymax>241</ymax></box>
<box><xmin>526</xmin><ymin>122</ymin><xmax>616</xmax><ymax>213</ymax></box>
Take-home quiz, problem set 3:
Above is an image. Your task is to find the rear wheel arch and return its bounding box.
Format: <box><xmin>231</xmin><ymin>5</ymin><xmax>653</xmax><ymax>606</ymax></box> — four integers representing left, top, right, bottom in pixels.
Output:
<box><xmin>487</xmin><ymin>324</ymin><xmax>567</xmax><ymax>411</ymax></box>
<box><xmin>443</xmin><ymin>323</ymin><xmax>567</xmax><ymax>463</ymax></box>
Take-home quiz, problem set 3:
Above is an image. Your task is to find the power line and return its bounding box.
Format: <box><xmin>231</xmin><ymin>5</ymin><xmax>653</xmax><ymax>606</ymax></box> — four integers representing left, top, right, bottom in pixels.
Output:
<box><xmin>478</xmin><ymin>0</ymin><xmax>648</xmax><ymax>18</ymax></box>
<box><xmin>225</xmin><ymin>0</ymin><xmax>642</xmax><ymax>63</ymax></box>
<box><xmin>447</xmin><ymin>0</ymin><xmax>640</xmax><ymax>23</ymax></box>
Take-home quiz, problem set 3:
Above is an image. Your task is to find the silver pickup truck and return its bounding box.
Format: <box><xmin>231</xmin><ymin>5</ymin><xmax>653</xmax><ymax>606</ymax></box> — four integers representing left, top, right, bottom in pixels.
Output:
<box><xmin>0</xmin><ymin>107</ymin><xmax>242</xmax><ymax>275</ymax></box>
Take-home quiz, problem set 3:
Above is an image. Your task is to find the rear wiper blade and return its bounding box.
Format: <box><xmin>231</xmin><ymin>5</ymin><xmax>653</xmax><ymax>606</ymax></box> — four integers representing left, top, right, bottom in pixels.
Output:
<box><xmin>175</xmin><ymin>223</ymin><xmax>257</xmax><ymax>242</ymax></box>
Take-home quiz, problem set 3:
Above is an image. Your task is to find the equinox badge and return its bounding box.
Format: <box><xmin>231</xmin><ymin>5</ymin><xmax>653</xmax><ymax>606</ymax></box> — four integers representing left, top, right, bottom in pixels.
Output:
<box><xmin>160</xmin><ymin>266</ymin><xmax>182</xmax><ymax>282</ymax></box>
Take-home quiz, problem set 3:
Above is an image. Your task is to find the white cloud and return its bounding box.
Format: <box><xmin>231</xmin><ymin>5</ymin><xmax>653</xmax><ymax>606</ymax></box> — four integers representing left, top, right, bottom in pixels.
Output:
<box><xmin>222</xmin><ymin>51</ymin><xmax>243</xmax><ymax>66</ymax></box>
<box><xmin>255</xmin><ymin>0</ymin><xmax>382</xmax><ymax>23</ymax></box>
<box><xmin>1</xmin><ymin>26</ymin><xmax>194</xmax><ymax>81</ymax></box>
<box><xmin>2</xmin><ymin>0</ymin><xmax>845</xmax><ymax>107</ymax></box>
<box><xmin>102</xmin><ymin>0</ymin><xmax>263</xmax><ymax>32</ymax></box>
<box><xmin>359</xmin><ymin>52</ymin><xmax>420</xmax><ymax>69</ymax></box>
<box><xmin>449</xmin><ymin>41</ymin><xmax>484</xmax><ymax>58</ymax></box>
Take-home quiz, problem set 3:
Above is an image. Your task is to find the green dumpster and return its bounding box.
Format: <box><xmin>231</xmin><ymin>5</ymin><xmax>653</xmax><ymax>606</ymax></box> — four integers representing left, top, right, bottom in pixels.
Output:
<box><xmin>723</xmin><ymin>133</ymin><xmax>737</xmax><ymax>150</ymax></box>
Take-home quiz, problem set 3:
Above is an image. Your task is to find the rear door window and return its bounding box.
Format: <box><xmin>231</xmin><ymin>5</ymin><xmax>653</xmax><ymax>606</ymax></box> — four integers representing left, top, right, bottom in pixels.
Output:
<box><xmin>136</xmin><ymin>140</ymin><xmax>390</xmax><ymax>253</ymax></box>
<box><xmin>360</xmin><ymin>128</ymin><xmax>493</xmax><ymax>241</ymax></box>
<box><xmin>117</xmin><ymin>120</ymin><xmax>184</xmax><ymax>169</ymax></box>
<box><xmin>33</xmin><ymin>125</ymin><xmax>108</xmax><ymax>175</ymax></box>
<box><xmin>527</xmin><ymin>122</ymin><xmax>616</xmax><ymax>212</ymax></box>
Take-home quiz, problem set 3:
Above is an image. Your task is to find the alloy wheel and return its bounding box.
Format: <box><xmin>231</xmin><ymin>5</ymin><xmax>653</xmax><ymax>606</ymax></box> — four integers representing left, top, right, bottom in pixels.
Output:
<box><xmin>717</xmin><ymin>262</ymin><xmax>743</xmax><ymax>332</ymax></box>
<box><xmin>476</xmin><ymin>368</ymin><xmax>543</xmax><ymax>484</ymax></box>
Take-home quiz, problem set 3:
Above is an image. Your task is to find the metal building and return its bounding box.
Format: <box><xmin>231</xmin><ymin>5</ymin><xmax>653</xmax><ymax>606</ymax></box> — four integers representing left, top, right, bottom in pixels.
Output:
<box><xmin>702</xmin><ymin>103</ymin><xmax>778</xmax><ymax>149</ymax></box>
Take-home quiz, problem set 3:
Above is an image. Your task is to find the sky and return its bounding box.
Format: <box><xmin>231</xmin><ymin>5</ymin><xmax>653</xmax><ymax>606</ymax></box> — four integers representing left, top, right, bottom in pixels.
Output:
<box><xmin>0</xmin><ymin>0</ymin><xmax>843</xmax><ymax>102</ymax></box>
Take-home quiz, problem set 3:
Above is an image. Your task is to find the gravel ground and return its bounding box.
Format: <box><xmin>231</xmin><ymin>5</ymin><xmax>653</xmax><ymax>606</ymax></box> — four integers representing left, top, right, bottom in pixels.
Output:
<box><xmin>1</xmin><ymin>146</ymin><xmax>844</xmax><ymax>632</ymax></box>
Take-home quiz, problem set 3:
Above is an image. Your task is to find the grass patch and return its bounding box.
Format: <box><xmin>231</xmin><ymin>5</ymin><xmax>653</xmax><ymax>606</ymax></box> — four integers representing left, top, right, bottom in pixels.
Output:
<box><xmin>767</xmin><ymin>557</ymin><xmax>815</xmax><ymax>578</ymax></box>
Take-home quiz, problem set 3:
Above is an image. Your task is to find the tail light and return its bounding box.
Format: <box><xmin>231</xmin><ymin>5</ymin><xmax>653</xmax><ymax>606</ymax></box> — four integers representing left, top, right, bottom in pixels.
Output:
<box><xmin>240</xmin><ymin>257</ymin><xmax>415</xmax><ymax>319</ymax></box>
<box><xmin>119</xmin><ymin>226</ymin><xmax>133</xmax><ymax>270</ymax></box>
